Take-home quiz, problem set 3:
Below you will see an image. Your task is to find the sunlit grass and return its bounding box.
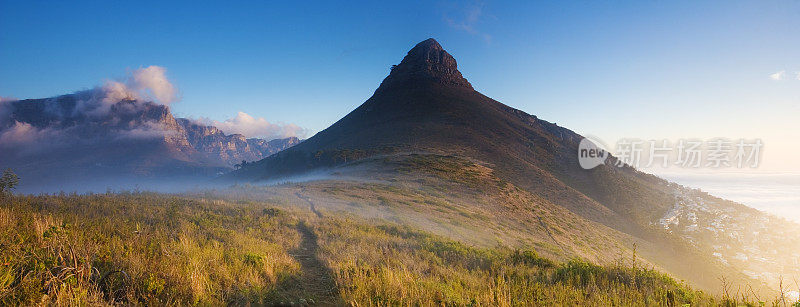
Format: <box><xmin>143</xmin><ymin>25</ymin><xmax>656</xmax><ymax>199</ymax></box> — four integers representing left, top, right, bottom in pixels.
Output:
<box><xmin>0</xmin><ymin>193</ymin><xmax>302</xmax><ymax>305</ymax></box>
<box><xmin>0</xmin><ymin>191</ymin><xmax>796</xmax><ymax>306</ymax></box>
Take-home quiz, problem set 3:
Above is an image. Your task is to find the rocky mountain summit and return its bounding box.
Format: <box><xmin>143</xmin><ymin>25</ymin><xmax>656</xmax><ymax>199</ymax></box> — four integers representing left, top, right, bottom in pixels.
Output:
<box><xmin>377</xmin><ymin>38</ymin><xmax>473</xmax><ymax>93</ymax></box>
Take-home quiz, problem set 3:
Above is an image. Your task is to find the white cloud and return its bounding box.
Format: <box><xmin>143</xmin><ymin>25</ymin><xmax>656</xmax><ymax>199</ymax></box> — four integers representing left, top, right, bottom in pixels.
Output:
<box><xmin>116</xmin><ymin>121</ymin><xmax>175</xmax><ymax>140</ymax></box>
<box><xmin>128</xmin><ymin>66</ymin><xmax>179</xmax><ymax>104</ymax></box>
<box><xmin>769</xmin><ymin>70</ymin><xmax>786</xmax><ymax>80</ymax></box>
<box><xmin>101</xmin><ymin>80</ymin><xmax>138</xmax><ymax>102</ymax></box>
<box><xmin>74</xmin><ymin>65</ymin><xmax>180</xmax><ymax>116</ymax></box>
<box><xmin>0</xmin><ymin>121</ymin><xmax>39</xmax><ymax>145</ymax></box>
<box><xmin>104</xmin><ymin>65</ymin><xmax>179</xmax><ymax>105</ymax></box>
<box><xmin>196</xmin><ymin>112</ymin><xmax>307</xmax><ymax>140</ymax></box>
<box><xmin>443</xmin><ymin>1</ymin><xmax>493</xmax><ymax>44</ymax></box>
<box><xmin>796</xmin><ymin>72</ymin><xmax>800</xmax><ymax>80</ymax></box>
<box><xmin>0</xmin><ymin>121</ymin><xmax>63</xmax><ymax>149</ymax></box>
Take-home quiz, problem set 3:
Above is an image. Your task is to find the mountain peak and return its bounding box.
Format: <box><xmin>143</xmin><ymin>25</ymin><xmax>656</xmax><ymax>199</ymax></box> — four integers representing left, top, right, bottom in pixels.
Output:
<box><xmin>376</xmin><ymin>38</ymin><xmax>473</xmax><ymax>92</ymax></box>
<box><xmin>413</xmin><ymin>38</ymin><xmax>444</xmax><ymax>52</ymax></box>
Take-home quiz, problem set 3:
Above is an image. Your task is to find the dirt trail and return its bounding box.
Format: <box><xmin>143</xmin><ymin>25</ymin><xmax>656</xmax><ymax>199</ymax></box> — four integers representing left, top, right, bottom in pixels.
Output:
<box><xmin>288</xmin><ymin>221</ymin><xmax>340</xmax><ymax>305</ymax></box>
<box><xmin>295</xmin><ymin>190</ymin><xmax>323</xmax><ymax>218</ymax></box>
<box><xmin>285</xmin><ymin>189</ymin><xmax>339</xmax><ymax>305</ymax></box>
<box><xmin>537</xmin><ymin>216</ymin><xmax>567</xmax><ymax>253</ymax></box>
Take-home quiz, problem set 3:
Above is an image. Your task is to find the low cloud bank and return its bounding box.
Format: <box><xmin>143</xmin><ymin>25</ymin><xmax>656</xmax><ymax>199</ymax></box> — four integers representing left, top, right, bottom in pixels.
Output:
<box><xmin>659</xmin><ymin>171</ymin><xmax>800</xmax><ymax>223</ymax></box>
<box><xmin>193</xmin><ymin>111</ymin><xmax>308</xmax><ymax>140</ymax></box>
<box><xmin>101</xmin><ymin>65</ymin><xmax>179</xmax><ymax>105</ymax></box>
<box><xmin>78</xmin><ymin>66</ymin><xmax>179</xmax><ymax>116</ymax></box>
<box><xmin>0</xmin><ymin>121</ymin><xmax>63</xmax><ymax>148</ymax></box>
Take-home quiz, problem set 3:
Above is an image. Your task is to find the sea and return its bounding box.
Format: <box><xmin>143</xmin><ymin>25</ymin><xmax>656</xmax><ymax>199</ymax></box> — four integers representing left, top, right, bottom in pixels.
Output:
<box><xmin>652</xmin><ymin>170</ymin><xmax>800</xmax><ymax>224</ymax></box>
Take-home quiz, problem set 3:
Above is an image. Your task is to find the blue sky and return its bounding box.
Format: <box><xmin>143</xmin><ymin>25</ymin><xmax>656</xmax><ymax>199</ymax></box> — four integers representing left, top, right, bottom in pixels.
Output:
<box><xmin>1</xmin><ymin>0</ymin><xmax>799</xmax><ymax>170</ymax></box>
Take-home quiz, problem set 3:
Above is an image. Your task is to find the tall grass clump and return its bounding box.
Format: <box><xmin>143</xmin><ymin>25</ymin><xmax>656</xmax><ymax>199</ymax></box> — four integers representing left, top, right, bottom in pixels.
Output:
<box><xmin>0</xmin><ymin>193</ymin><xmax>302</xmax><ymax>305</ymax></box>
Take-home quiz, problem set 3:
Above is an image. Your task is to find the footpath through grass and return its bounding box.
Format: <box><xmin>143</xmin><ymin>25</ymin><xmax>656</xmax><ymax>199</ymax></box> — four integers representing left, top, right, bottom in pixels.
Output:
<box><xmin>0</xmin><ymin>192</ymin><xmax>794</xmax><ymax>306</ymax></box>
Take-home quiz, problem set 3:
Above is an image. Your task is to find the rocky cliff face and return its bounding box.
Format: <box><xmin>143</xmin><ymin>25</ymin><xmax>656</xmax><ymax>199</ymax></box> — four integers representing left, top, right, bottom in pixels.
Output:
<box><xmin>177</xmin><ymin>118</ymin><xmax>300</xmax><ymax>165</ymax></box>
<box><xmin>376</xmin><ymin>38</ymin><xmax>473</xmax><ymax>94</ymax></box>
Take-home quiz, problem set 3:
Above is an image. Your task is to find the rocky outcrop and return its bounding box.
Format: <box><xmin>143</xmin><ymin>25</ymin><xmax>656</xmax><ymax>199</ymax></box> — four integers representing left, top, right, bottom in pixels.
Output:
<box><xmin>176</xmin><ymin>118</ymin><xmax>300</xmax><ymax>165</ymax></box>
<box><xmin>376</xmin><ymin>38</ymin><xmax>473</xmax><ymax>94</ymax></box>
<box><xmin>247</xmin><ymin>137</ymin><xmax>301</xmax><ymax>159</ymax></box>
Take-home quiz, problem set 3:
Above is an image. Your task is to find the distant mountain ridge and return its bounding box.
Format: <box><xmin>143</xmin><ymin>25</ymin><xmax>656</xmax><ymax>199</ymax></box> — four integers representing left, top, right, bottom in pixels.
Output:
<box><xmin>0</xmin><ymin>91</ymin><xmax>299</xmax><ymax>190</ymax></box>
<box><xmin>176</xmin><ymin>118</ymin><xmax>300</xmax><ymax>165</ymax></box>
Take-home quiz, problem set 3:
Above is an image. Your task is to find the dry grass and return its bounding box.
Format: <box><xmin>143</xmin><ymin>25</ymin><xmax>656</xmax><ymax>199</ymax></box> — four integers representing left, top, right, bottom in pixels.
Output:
<box><xmin>0</xmin><ymin>174</ymin><xmax>796</xmax><ymax>305</ymax></box>
<box><xmin>313</xmin><ymin>218</ymin><xmax>715</xmax><ymax>306</ymax></box>
<box><xmin>0</xmin><ymin>193</ymin><xmax>303</xmax><ymax>305</ymax></box>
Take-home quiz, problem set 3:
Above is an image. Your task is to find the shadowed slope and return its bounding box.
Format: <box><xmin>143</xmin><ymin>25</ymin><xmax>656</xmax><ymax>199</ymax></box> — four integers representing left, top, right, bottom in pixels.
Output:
<box><xmin>230</xmin><ymin>39</ymin><xmax>763</xmax><ymax>292</ymax></box>
<box><xmin>234</xmin><ymin>38</ymin><xmax>654</xmax><ymax>235</ymax></box>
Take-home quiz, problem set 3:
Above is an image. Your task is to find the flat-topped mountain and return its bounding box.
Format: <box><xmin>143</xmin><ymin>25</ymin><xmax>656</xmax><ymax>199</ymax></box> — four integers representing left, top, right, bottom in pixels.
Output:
<box><xmin>0</xmin><ymin>92</ymin><xmax>298</xmax><ymax>191</ymax></box>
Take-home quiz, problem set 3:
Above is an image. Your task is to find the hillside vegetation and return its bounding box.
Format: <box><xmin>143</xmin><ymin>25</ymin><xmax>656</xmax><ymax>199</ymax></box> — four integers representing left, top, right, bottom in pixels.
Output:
<box><xmin>1</xmin><ymin>191</ymin><xmax>796</xmax><ymax>306</ymax></box>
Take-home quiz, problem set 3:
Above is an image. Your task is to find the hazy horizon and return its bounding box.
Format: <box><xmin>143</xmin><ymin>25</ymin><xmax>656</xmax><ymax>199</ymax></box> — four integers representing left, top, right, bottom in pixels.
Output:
<box><xmin>647</xmin><ymin>169</ymin><xmax>800</xmax><ymax>223</ymax></box>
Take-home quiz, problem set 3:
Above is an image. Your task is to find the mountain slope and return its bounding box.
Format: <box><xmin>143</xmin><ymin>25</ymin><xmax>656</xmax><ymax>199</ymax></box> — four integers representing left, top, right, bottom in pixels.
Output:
<box><xmin>231</xmin><ymin>38</ymin><xmax>798</xmax><ymax>293</ymax></box>
<box><xmin>234</xmin><ymin>39</ymin><xmax>664</xmax><ymax>235</ymax></box>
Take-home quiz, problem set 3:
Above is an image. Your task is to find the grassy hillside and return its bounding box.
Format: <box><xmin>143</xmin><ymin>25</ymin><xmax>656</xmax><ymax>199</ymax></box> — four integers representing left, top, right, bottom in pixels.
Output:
<box><xmin>1</xmin><ymin>190</ymin><xmax>796</xmax><ymax>305</ymax></box>
<box><xmin>230</xmin><ymin>153</ymin><xmax>776</xmax><ymax>293</ymax></box>
<box><xmin>1</xmin><ymin>152</ymin><xmax>795</xmax><ymax>306</ymax></box>
<box><xmin>0</xmin><ymin>193</ymin><xmax>697</xmax><ymax>305</ymax></box>
<box><xmin>227</xmin><ymin>46</ymin><xmax>790</xmax><ymax>294</ymax></box>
